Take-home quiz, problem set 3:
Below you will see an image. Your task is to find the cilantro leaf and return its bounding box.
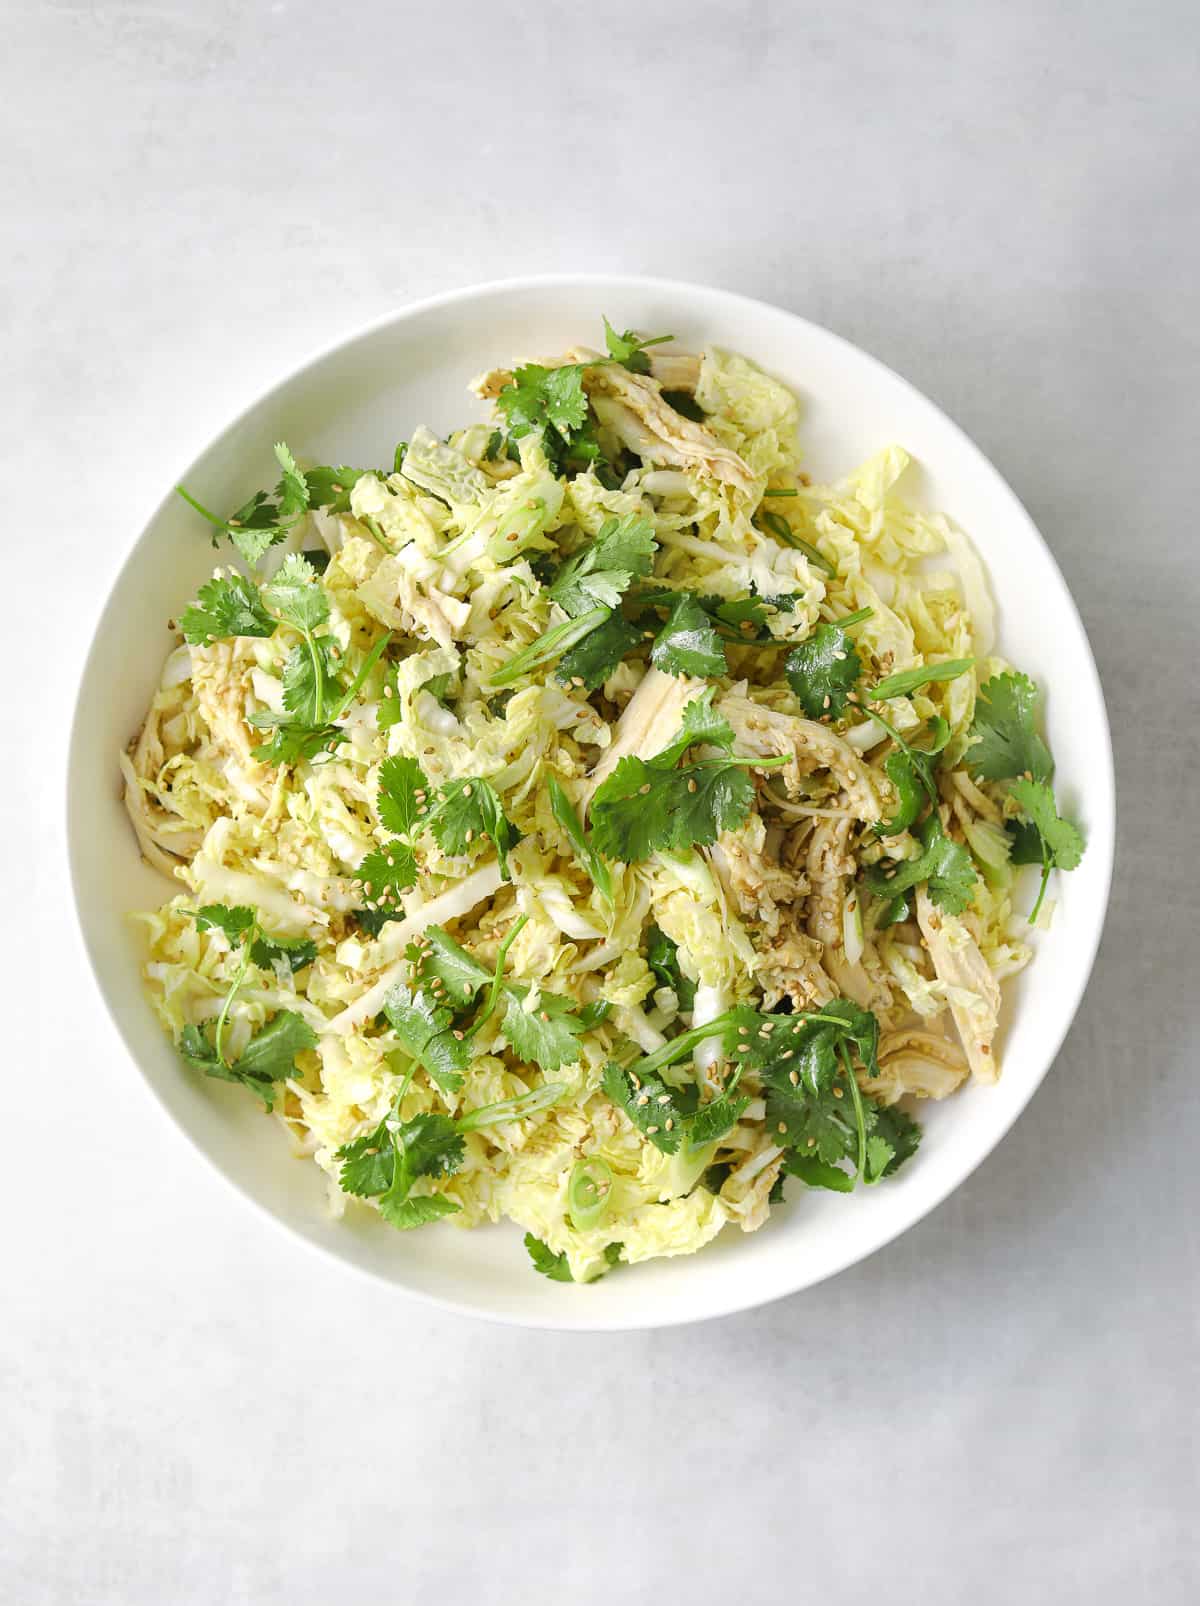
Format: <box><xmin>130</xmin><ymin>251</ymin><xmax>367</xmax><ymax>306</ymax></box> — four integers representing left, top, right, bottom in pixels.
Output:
<box><xmin>524</xmin><ymin>1233</ymin><xmax>574</xmax><ymax>1281</ymax></box>
<box><xmin>193</xmin><ymin>904</ymin><xmax>255</xmax><ymax>942</ymax></box>
<box><xmin>496</xmin><ymin>362</ymin><xmax>589</xmax><ymax>442</ymax></box>
<box><xmin>601</xmin><ymin>1063</ymin><xmax>691</xmax><ymax>1154</ymax></box>
<box><xmin>785</xmin><ymin>620</ymin><xmax>862</xmax><ymax>719</ymax></box>
<box><xmin>547</xmin><ymin>514</ymin><xmax>657</xmax><ymax>617</ymax></box>
<box><xmin>874</xmin><ymin>749</ymin><xmax>924</xmax><ymax>838</ymax></box>
<box><xmin>264</xmin><ymin>554</ymin><xmax>331</xmax><ymax>634</ymax></box>
<box><xmin>180</xmin><ymin>574</ymin><xmax>276</xmax><ymax>646</ymax></box>
<box><xmin>555</xmin><ymin>614</ymin><xmax>643</xmax><ymax>691</ymax></box>
<box><xmin>602</xmin><ymin>317</ymin><xmax>674</xmax><ymax>374</ymax></box>
<box><xmin>249</xmin><ymin>932</ymin><xmax>317</xmax><ymax>973</ymax></box>
<box><xmin>429</xmin><ymin>777</ymin><xmax>520</xmax><ymax>879</ymax></box>
<box><xmin>1007</xmin><ymin>779</ymin><xmax>1085</xmax><ymax>872</ymax></box>
<box><xmin>303</xmin><ymin>464</ymin><xmax>370</xmax><ymax>514</ymax></box>
<box><xmin>547</xmin><ymin>775</ymin><xmax>612</xmax><ymax>902</ymax></box>
<box><xmin>590</xmin><ymin>691</ymin><xmax>762</xmax><ymax>863</ymax></box>
<box><xmin>650</xmin><ymin>592</ymin><xmax>727</xmax><ymax>678</ymax></box>
<box><xmin>1007</xmin><ymin>776</ymin><xmax>1086</xmax><ymax>922</ymax></box>
<box><xmin>501</xmin><ymin>991</ymin><xmax>585</xmax><ymax>1072</ymax></box>
<box><xmin>375</xmin><ymin>755</ymin><xmax>432</xmax><ymax>838</ymax></box>
<box><xmin>180</xmin><ymin>1011</ymin><xmax>316</xmax><ymax>1110</ymax></box>
<box><xmin>687</xmin><ymin>1093</ymin><xmax>751</xmax><ymax>1150</ymax></box>
<box><xmin>865</xmin><ymin>815</ymin><xmax>978</xmax><ymax>915</ymax></box>
<box><xmin>357</xmin><ymin>843</ymin><xmax>418</xmax><ymax>904</ymax></box>
<box><xmin>273</xmin><ymin>442</ymin><xmax>311</xmax><ymax>520</ymax></box>
<box><xmin>380</xmin><ymin>1194</ymin><xmax>461</xmax><ymax>1230</ymax></box>
<box><xmin>416</xmin><ymin>926</ymin><xmax>491</xmax><ymax>1008</ymax></box>
<box><xmin>276</xmin><ymin>637</ymin><xmax>341</xmax><ymax>727</ymax></box>
<box><xmin>383</xmin><ymin>984</ymin><xmax>468</xmax><ymax>1092</ymax></box>
<box><xmin>966</xmin><ymin>673</ymin><xmax>1053</xmax><ymax>783</ymax></box>
<box><xmin>645</xmin><ymin>924</ymin><xmax>697</xmax><ymax>1011</ymax></box>
<box><xmin>231</xmin><ymin>1011</ymin><xmax>318</xmax><ymax>1092</ymax></box>
<box><xmin>589</xmin><ymin>753</ymin><xmax>753</xmax><ymax>863</ymax></box>
<box><xmin>249</xmin><ymin>721</ymin><xmax>341</xmax><ymax>766</ymax></box>
<box><xmin>782</xmin><ymin>1153</ymin><xmax>856</xmax><ymax>1192</ymax></box>
<box><xmin>862</xmin><ymin>1101</ymin><xmax>921</xmax><ymax>1182</ymax></box>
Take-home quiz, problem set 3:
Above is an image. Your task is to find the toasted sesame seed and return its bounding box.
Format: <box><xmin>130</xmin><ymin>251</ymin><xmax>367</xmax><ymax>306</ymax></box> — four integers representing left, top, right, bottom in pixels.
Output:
<box><xmin>461</xmin><ymin>784</ymin><xmax>472</xmax><ymax>797</ymax></box>
<box><xmin>833</xmin><ymin>1086</ymin><xmax>843</xmax><ymax>1099</ymax></box>
<box><xmin>540</xmin><ymin>1011</ymin><xmax>549</xmax><ymax>1022</ymax></box>
<box><xmin>687</xmin><ymin>778</ymin><xmax>698</xmax><ymax>793</ymax></box>
<box><xmin>464</xmin><ymin>828</ymin><xmax>474</xmax><ymax>844</ymax></box>
<box><xmin>452</xmin><ymin>1030</ymin><xmax>464</xmax><ymax>1041</ymax></box>
<box><xmin>647</xmin><ymin>1125</ymin><xmax>659</xmax><ymax>1135</ymax></box>
<box><xmin>657</xmin><ymin>1094</ymin><xmax>671</xmax><ymax>1105</ymax></box>
<box><xmin>571</xmin><ymin>676</ymin><xmax>585</xmax><ymax>688</ymax></box>
<box><xmin>665</xmin><ymin>1118</ymin><xmax>674</xmax><ymax>1131</ymax></box>
<box><xmin>639</xmin><ymin>783</ymin><xmax>651</xmax><ymax>795</ymax></box>
<box><xmin>636</xmin><ymin>1093</ymin><xmax>650</xmax><ymax>1107</ymax></box>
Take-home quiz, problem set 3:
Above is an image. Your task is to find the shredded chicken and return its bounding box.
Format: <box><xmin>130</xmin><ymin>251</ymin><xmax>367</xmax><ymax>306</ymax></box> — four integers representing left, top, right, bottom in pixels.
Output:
<box><xmin>583</xmin><ymin>667</ymin><xmax>701</xmax><ymax>799</ymax></box>
<box><xmin>915</xmin><ymin>887</ymin><xmax>1001</xmax><ymax>1081</ymax></box>
<box><xmin>873</xmin><ymin>1028</ymin><xmax>969</xmax><ymax>1104</ymax></box>
<box><xmin>720</xmin><ymin>694</ymin><xmax>880</xmax><ymax>821</ymax></box>
<box><xmin>707</xmin><ymin>814</ymin><xmax>808</xmax><ymax>941</ymax></box>
<box><xmin>754</xmin><ymin>924</ymin><xmax>837</xmax><ymax>1011</ymax></box>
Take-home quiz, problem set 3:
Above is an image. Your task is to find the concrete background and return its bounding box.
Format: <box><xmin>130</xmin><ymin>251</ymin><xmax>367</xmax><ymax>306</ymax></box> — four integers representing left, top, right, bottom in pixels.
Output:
<box><xmin>4</xmin><ymin>1</ymin><xmax>1197</xmax><ymax>1600</ymax></box>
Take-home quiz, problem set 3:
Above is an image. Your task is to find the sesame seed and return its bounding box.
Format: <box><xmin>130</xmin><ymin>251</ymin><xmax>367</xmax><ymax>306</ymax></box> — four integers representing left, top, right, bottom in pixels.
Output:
<box><xmin>657</xmin><ymin>1094</ymin><xmax>671</xmax><ymax>1105</ymax></box>
<box><xmin>461</xmin><ymin>784</ymin><xmax>472</xmax><ymax>797</ymax></box>
<box><xmin>636</xmin><ymin>1093</ymin><xmax>650</xmax><ymax>1107</ymax></box>
<box><xmin>687</xmin><ymin>778</ymin><xmax>697</xmax><ymax>793</ymax></box>
<box><xmin>452</xmin><ymin>1030</ymin><xmax>464</xmax><ymax>1041</ymax></box>
<box><xmin>665</xmin><ymin>1118</ymin><xmax>674</xmax><ymax>1131</ymax></box>
<box><xmin>571</xmin><ymin>676</ymin><xmax>585</xmax><ymax>688</ymax></box>
<box><xmin>639</xmin><ymin>784</ymin><xmax>651</xmax><ymax>795</ymax></box>
<box><xmin>789</xmin><ymin>1070</ymin><xmax>799</xmax><ymax>1085</ymax></box>
<box><xmin>464</xmin><ymin>828</ymin><xmax>474</xmax><ymax>843</ymax></box>
<box><xmin>647</xmin><ymin>1125</ymin><xmax>659</xmax><ymax>1135</ymax></box>
<box><xmin>778</xmin><ymin>1122</ymin><xmax>787</xmax><ymax>1134</ymax></box>
<box><xmin>833</xmin><ymin>1086</ymin><xmax>843</xmax><ymax>1099</ymax></box>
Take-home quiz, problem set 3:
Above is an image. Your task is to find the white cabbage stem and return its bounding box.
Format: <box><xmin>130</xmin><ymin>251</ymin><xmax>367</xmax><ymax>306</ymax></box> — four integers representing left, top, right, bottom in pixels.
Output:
<box><xmin>327</xmin><ymin>860</ymin><xmax>504</xmax><ymax>1034</ymax></box>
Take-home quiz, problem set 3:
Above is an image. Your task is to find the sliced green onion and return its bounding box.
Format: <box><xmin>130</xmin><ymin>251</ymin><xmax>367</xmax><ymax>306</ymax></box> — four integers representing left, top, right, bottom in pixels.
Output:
<box><xmin>488</xmin><ymin>607</ymin><xmax>610</xmax><ymax>687</ymax></box>
<box><xmin>872</xmin><ymin>658</ymin><xmax>974</xmax><ymax>701</ymax></box>
<box><xmin>458</xmin><ymin>1080</ymin><xmax>566</xmax><ymax>1132</ymax></box>
<box><xmin>567</xmin><ymin>1156</ymin><xmax>615</xmax><ymax>1230</ymax></box>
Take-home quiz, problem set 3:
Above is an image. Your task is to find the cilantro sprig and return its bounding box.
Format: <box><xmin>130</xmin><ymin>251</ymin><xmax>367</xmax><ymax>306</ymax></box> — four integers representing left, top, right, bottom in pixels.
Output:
<box><xmin>358</xmin><ymin>760</ymin><xmax>522</xmax><ymax>911</ymax></box>
<box><xmin>242</xmin><ymin>556</ymin><xmax>392</xmax><ymax>766</ymax></box>
<box><xmin>864</xmin><ymin>813</ymin><xmax>977</xmax><ymax>916</ymax></box>
<box><xmin>965</xmin><ymin>673</ymin><xmax>1085</xmax><ymax>921</ymax></box>
<box><xmin>384</xmin><ymin>923</ymin><xmax>587</xmax><ymax>1080</ymax></box>
<box><xmin>603</xmin><ymin>997</ymin><xmax>918</xmax><ymax>1188</ymax></box>
<box><xmin>589</xmin><ymin>690</ymin><xmax>787</xmax><ymax>864</ymax></box>
<box><xmin>490</xmin><ymin>515</ymin><xmax>657</xmax><ymax>689</ymax></box>
<box><xmin>176</xmin><ymin>903</ymin><xmax>317</xmax><ymax>1108</ymax></box>
<box><xmin>336</xmin><ymin>1069</ymin><xmax>565</xmax><ymax>1232</ymax></box>
<box><xmin>176</xmin><ymin>442</ymin><xmax>379</xmax><ymax>568</ymax></box>
<box><xmin>602</xmin><ymin>318</ymin><xmax>675</xmax><ymax>373</ymax></box>
<box><xmin>784</xmin><ymin>607</ymin><xmax>871</xmax><ymax>718</ymax></box>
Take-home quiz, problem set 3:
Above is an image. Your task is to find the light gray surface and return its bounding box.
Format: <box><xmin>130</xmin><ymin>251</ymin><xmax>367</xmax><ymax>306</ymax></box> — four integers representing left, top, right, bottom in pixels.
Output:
<box><xmin>4</xmin><ymin>1</ymin><xmax>1197</xmax><ymax>1600</ymax></box>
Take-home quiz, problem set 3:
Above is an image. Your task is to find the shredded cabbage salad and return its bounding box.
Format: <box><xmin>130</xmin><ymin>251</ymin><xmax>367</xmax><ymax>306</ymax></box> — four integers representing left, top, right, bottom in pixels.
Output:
<box><xmin>125</xmin><ymin>319</ymin><xmax>1084</xmax><ymax>1283</ymax></box>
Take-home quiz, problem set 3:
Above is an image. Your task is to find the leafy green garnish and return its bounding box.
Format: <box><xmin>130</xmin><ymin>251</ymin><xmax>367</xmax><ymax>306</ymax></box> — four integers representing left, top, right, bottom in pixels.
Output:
<box><xmin>864</xmin><ymin>814</ymin><xmax>978</xmax><ymax>914</ymax></box>
<box><xmin>547</xmin><ymin>515</ymin><xmax>658</xmax><ymax>616</ymax></box>
<box><xmin>966</xmin><ymin>674</ymin><xmax>1084</xmax><ymax>920</ymax></box>
<box><xmin>966</xmin><ymin>673</ymin><xmax>1053</xmax><ymax>784</ymax></box>
<box><xmin>871</xmin><ymin>658</ymin><xmax>974</xmax><ymax>701</ymax></box>
<box><xmin>175</xmin><ymin>445</ymin><xmax>302</xmax><ymax>566</ymax></box>
<box><xmin>644</xmin><ymin>925</ymin><xmax>696</xmax><ymax>1011</ymax></box>
<box><xmin>650</xmin><ymin>592</ymin><xmax>727</xmax><ymax>678</ymax></box>
<box><xmin>547</xmin><ymin>775</ymin><xmax>612</xmax><ymax>903</ymax></box>
<box><xmin>1008</xmin><ymin>778</ymin><xmax>1086</xmax><ymax>921</ymax></box>
<box><xmin>177</xmin><ymin>902</ymin><xmax>317</xmax><ymax>1105</ymax></box>
<box><xmin>871</xmin><ymin>716</ymin><xmax>951</xmax><ymax>836</ymax></box>
<box><xmin>602</xmin><ymin>318</ymin><xmax>674</xmax><ymax>373</ymax></box>
<box><xmin>180</xmin><ymin>573</ymin><xmax>276</xmax><ymax>646</ymax></box>
<box><xmin>589</xmin><ymin>691</ymin><xmax>782</xmax><ymax>863</ymax></box>
<box><xmin>524</xmin><ymin>1233</ymin><xmax>574</xmax><ymax>1281</ymax></box>
<box><xmin>601</xmin><ymin>1063</ymin><xmax>697</xmax><ymax>1155</ymax></box>
<box><xmin>430</xmin><ymin>776</ymin><xmax>521</xmax><ymax>880</ymax></box>
<box><xmin>555</xmin><ymin>614</ymin><xmax>643</xmax><ymax>691</ymax></box>
<box><xmin>784</xmin><ymin>609</ymin><xmax>870</xmax><ymax>719</ymax></box>
<box><xmin>755</xmin><ymin>509</ymin><xmax>836</xmax><ymax>577</ymax></box>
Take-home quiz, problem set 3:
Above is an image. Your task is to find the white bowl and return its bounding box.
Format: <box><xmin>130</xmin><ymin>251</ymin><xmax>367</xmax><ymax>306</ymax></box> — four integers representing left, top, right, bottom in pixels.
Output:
<box><xmin>68</xmin><ymin>276</ymin><xmax>1114</xmax><ymax>1330</ymax></box>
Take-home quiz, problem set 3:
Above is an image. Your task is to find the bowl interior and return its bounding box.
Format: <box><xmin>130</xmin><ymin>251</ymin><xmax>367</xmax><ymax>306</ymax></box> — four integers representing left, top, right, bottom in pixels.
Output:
<box><xmin>68</xmin><ymin>278</ymin><xmax>1114</xmax><ymax>1329</ymax></box>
